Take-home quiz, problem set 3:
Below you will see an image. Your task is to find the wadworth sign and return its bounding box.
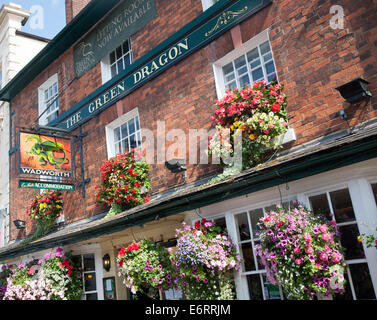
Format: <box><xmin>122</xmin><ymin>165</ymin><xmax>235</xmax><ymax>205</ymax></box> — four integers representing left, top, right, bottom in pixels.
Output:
<box><xmin>74</xmin><ymin>0</ymin><xmax>157</xmax><ymax>78</ymax></box>
<box><xmin>50</xmin><ymin>0</ymin><xmax>271</xmax><ymax>131</ymax></box>
<box><xmin>18</xmin><ymin>131</ymin><xmax>73</xmax><ymax>178</ymax></box>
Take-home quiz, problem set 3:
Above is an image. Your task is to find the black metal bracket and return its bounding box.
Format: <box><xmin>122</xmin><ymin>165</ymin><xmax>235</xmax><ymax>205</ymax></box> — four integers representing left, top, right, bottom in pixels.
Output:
<box><xmin>74</xmin><ymin>127</ymin><xmax>90</xmax><ymax>198</ymax></box>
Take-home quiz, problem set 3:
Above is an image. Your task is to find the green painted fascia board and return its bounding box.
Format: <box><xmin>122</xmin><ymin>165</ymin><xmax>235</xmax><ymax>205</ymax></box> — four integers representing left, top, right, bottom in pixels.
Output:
<box><xmin>0</xmin><ymin>134</ymin><xmax>376</xmax><ymax>262</ymax></box>
<box><xmin>47</xmin><ymin>0</ymin><xmax>272</xmax><ymax>128</ymax></box>
<box><xmin>0</xmin><ymin>0</ymin><xmax>123</xmax><ymax>102</ymax></box>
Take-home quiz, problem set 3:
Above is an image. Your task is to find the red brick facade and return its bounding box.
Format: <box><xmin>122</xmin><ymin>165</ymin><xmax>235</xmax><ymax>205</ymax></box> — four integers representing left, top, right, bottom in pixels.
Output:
<box><xmin>65</xmin><ymin>0</ymin><xmax>92</xmax><ymax>23</ymax></box>
<box><xmin>9</xmin><ymin>0</ymin><xmax>377</xmax><ymax>240</ymax></box>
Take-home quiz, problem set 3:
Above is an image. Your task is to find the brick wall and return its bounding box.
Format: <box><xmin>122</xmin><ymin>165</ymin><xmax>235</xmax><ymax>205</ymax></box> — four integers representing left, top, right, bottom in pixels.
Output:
<box><xmin>65</xmin><ymin>0</ymin><xmax>92</xmax><ymax>23</ymax></box>
<box><xmin>8</xmin><ymin>0</ymin><xmax>377</xmax><ymax>240</ymax></box>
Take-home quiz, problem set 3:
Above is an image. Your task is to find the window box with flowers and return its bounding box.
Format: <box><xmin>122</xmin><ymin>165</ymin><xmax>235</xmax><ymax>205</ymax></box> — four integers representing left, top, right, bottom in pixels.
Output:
<box><xmin>208</xmin><ymin>79</ymin><xmax>293</xmax><ymax>177</ymax></box>
<box><xmin>94</xmin><ymin>150</ymin><xmax>151</xmax><ymax>218</ymax></box>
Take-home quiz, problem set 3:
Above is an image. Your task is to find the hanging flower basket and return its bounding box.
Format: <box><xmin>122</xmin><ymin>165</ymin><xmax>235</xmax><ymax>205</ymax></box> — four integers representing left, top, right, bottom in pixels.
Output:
<box><xmin>1</xmin><ymin>248</ymin><xmax>83</xmax><ymax>300</ymax></box>
<box><xmin>94</xmin><ymin>150</ymin><xmax>151</xmax><ymax>218</ymax></box>
<box><xmin>208</xmin><ymin>79</ymin><xmax>289</xmax><ymax>172</ymax></box>
<box><xmin>26</xmin><ymin>190</ymin><xmax>64</xmax><ymax>238</ymax></box>
<box><xmin>255</xmin><ymin>203</ymin><xmax>347</xmax><ymax>300</ymax></box>
<box><xmin>173</xmin><ymin>219</ymin><xmax>241</xmax><ymax>300</ymax></box>
<box><xmin>117</xmin><ymin>240</ymin><xmax>176</xmax><ymax>298</ymax></box>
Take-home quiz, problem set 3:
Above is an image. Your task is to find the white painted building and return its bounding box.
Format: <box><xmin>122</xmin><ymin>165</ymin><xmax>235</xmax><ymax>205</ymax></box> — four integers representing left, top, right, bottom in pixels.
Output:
<box><xmin>0</xmin><ymin>3</ymin><xmax>48</xmax><ymax>247</ymax></box>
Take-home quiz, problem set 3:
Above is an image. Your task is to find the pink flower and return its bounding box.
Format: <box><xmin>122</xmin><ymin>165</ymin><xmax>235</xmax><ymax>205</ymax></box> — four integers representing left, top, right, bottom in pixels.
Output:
<box><xmin>295</xmin><ymin>258</ymin><xmax>302</xmax><ymax>265</ymax></box>
<box><xmin>320</xmin><ymin>253</ymin><xmax>328</xmax><ymax>261</ymax></box>
<box><xmin>304</xmin><ymin>233</ymin><xmax>312</xmax><ymax>242</ymax></box>
<box><xmin>330</xmin><ymin>220</ymin><xmax>337</xmax><ymax>226</ymax></box>
<box><xmin>305</xmin><ymin>247</ymin><xmax>314</xmax><ymax>254</ymax></box>
<box><xmin>321</xmin><ymin>233</ymin><xmax>332</xmax><ymax>241</ymax></box>
<box><xmin>319</xmin><ymin>224</ymin><xmax>328</xmax><ymax>233</ymax></box>
<box><xmin>332</xmin><ymin>254</ymin><xmax>342</xmax><ymax>263</ymax></box>
<box><xmin>293</xmin><ymin>247</ymin><xmax>301</xmax><ymax>254</ymax></box>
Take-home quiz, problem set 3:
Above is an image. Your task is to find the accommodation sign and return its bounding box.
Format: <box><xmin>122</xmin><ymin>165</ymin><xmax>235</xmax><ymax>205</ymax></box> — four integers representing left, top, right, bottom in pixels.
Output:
<box><xmin>19</xmin><ymin>180</ymin><xmax>75</xmax><ymax>191</ymax></box>
<box><xmin>74</xmin><ymin>0</ymin><xmax>157</xmax><ymax>78</ymax></box>
<box><xmin>51</xmin><ymin>0</ymin><xmax>271</xmax><ymax>131</ymax></box>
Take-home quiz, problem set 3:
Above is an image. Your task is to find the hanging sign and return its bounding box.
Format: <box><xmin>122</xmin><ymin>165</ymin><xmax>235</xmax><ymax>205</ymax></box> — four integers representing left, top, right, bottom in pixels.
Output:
<box><xmin>19</xmin><ymin>180</ymin><xmax>75</xmax><ymax>191</ymax></box>
<box><xmin>50</xmin><ymin>0</ymin><xmax>271</xmax><ymax>131</ymax></box>
<box><xmin>73</xmin><ymin>0</ymin><xmax>157</xmax><ymax>78</ymax></box>
<box><xmin>18</xmin><ymin>131</ymin><xmax>73</xmax><ymax>178</ymax></box>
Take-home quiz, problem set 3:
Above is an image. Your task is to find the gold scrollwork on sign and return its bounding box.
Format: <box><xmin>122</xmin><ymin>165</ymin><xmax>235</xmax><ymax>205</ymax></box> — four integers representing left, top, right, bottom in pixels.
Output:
<box><xmin>205</xmin><ymin>6</ymin><xmax>248</xmax><ymax>37</ymax></box>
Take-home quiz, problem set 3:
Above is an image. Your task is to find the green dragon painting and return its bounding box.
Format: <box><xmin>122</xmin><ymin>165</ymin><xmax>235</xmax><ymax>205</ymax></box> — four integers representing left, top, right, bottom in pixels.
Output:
<box><xmin>25</xmin><ymin>135</ymin><xmax>69</xmax><ymax>169</ymax></box>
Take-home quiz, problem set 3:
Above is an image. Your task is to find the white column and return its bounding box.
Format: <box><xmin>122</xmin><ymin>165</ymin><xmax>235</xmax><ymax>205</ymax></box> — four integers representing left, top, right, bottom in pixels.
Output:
<box><xmin>348</xmin><ymin>178</ymin><xmax>377</xmax><ymax>298</ymax></box>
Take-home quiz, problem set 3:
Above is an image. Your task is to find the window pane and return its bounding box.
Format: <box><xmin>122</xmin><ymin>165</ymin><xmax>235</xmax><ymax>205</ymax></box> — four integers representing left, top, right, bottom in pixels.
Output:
<box><xmin>349</xmin><ymin>263</ymin><xmax>376</xmax><ymax>299</ymax></box>
<box><xmin>136</xmin><ymin>132</ymin><xmax>142</xmax><ymax>147</ymax></box>
<box><xmin>330</xmin><ymin>189</ymin><xmax>355</xmax><ymax>223</ymax></box>
<box><xmin>86</xmin><ymin>293</ymin><xmax>98</xmax><ymax>300</ymax></box>
<box><xmin>110</xmin><ymin>51</ymin><xmax>116</xmax><ymax>64</ymax></box>
<box><xmin>235</xmin><ymin>213</ymin><xmax>250</xmax><ymax>241</ymax></box>
<box><xmin>116</xmin><ymin>45</ymin><xmax>122</xmax><ymax>59</ymax></box>
<box><xmin>338</xmin><ymin>224</ymin><xmax>365</xmax><ymax>260</ymax></box>
<box><xmin>135</xmin><ymin>116</ymin><xmax>140</xmax><ymax>130</ymax></box>
<box><xmin>226</xmin><ymin>81</ymin><xmax>237</xmax><ymax>90</ymax></box>
<box><xmin>129</xmin><ymin>134</ymin><xmax>137</xmax><ymax>149</ymax></box>
<box><xmin>115</xmin><ymin>141</ymin><xmax>121</xmax><ymax>155</ymax></box>
<box><xmin>247</xmin><ymin>274</ymin><xmax>263</xmax><ymax>300</ymax></box>
<box><xmin>121</xmin><ymin>139</ymin><xmax>129</xmax><ymax>153</ymax></box>
<box><xmin>114</xmin><ymin>127</ymin><xmax>121</xmax><ymax>142</ymax></box>
<box><xmin>84</xmin><ymin>272</ymin><xmax>96</xmax><ymax>292</ymax></box>
<box><xmin>250</xmin><ymin>58</ymin><xmax>261</xmax><ymax>69</ymax></box>
<box><xmin>241</xmin><ymin>242</ymin><xmax>255</xmax><ymax>271</ymax></box>
<box><xmin>371</xmin><ymin>183</ymin><xmax>377</xmax><ymax>206</ymax></box>
<box><xmin>267</xmin><ymin>73</ymin><xmax>276</xmax><ymax>83</ymax></box>
<box><xmin>265</xmin><ymin>61</ymin><xmax>276</xmax><ymax>75</ymax></box>
<box><xmin>252</xmin><ymin>68</ymin><xmax>264</xmax><ymax>81</ymax></box>
<box><xmin>263</xmin><ymin>52</ymin><xmax>272</xmax><ymax>62</ymax></box>
<box><xmin>128</xmin><ymin>118</ymin><xmax>136</xmax><ymax>134</ymax></box>
<box><xmin>225</xmin><ymin>72</ymin><xmax>235</xmax><ymax>82</ymax></box>
<box><xmin>222</xmin><ymin>62</ymin><xmax>234</xmax><ymax>75</ymax></box>
<box><xmin>83</xmin><ymin>254</ymin><xmax>95</xmax><ymax>271</ymax></box>
<box><xmin>309</xmin><ymin>194</ymin><xmax>332</xmax><ymax>221</ymax></box>
<box><xmin>249</xmin><ymin>208</ymin><xmax>263</xmax><ymax>239</ymax></box>
<box><xmin>234</xmin><ymin>55</ymin><xmax>246</xmax><ymax>69</ymax></box>
<box><xmin>121</xmin><ymin>123</ymin><xmax>128</xmax><ymax>138</ymax></box>
<box><xmin>124</xmin><ymin>53</ymin><xmax>131</xmax><ymax>68</ymax></box>
<box><xmin>237</xmin><ymin>65</ymin><xmax>248</xmax><ymax>76</ymax></box>
<box><xmin>117</xmin><ymin>60</ymin><xmax>124</xmax><ymax>73</ymax></box>
<box><xmin>246</xmin><ymin>48</ymin><xmax>259</xmax><ymax>62</ymax></box>
<box><xmin>71</xmin><ymin>255</ymin><xmax>82</xmax><ymax>268</ymax></box>
<box><xmin>111</xmin><ymin>64</ymin><xmax>117</xmax><ymax>77</ymax></box>
<box><xmin>123</xmin><ymin>40</ymin><xmax>129</xmax><ymax>53</ymax></box>
<box><xmin>238</xmin><ymin>74</ymin><xmax>250</xmax><ymax>87</ymax></box>
<box><xmin>260</xmin><ymin>41</ymin><xmax>271</xmax><ymax>55</ymax></box>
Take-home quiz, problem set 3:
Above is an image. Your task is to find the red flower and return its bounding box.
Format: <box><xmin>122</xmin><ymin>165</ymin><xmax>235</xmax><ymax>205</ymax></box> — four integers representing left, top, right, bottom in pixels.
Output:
<box><xmin>278</xmin><ymin>221</ymin><xmax>285</xmax><ymax>228</ymax></box>
<box><xmin>194</xmin><ymin>221</ymin><xmax>201</xmax><ymax>229</ymax></box>
<box><xmin>119</xmin><ymin>248</ymin><xmax>126</xmax><ymax>257</ymax></box>
<box><xmin>271</xmin><ymin>104</ymin><xmax>280</xmax><ymax>113</ymax></box>
<box><xmin>67</xmin><ymin>270</ymin><xmax>72</xmax><ymax>276</ymax></box>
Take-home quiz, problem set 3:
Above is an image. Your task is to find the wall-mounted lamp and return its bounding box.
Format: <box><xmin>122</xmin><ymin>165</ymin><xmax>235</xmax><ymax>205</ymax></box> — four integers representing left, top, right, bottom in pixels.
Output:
<box><xmin>336</xmin><ymin>78</ymin><xmax>371</xmax><ymax>103</ymax></box>
<box><xmin>103</xmin><ymin>253</ymin><xmax>111</xmax><ymax>272</ymax></box>
<box><xmin>165</xmin><ymin>158</ymin><xmax>186</xmax><ymax>181</ymax></box>
<box><xmin>13</xmin><ymin>220</ymin><xmax>26</xmax><ymax>229</ymax></box>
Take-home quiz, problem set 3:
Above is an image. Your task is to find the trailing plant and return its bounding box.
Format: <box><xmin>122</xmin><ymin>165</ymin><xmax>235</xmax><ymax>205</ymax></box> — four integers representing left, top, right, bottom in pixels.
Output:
<box><xmin>255</xmin><ymin>202</ymin><xmax>347</xmax><ymax>300</ymax></box>
<box><xmin>117</xmin><ymin>240</ymin><xmax>176</xmax><ymax>298</ymax></box>
<box><xmin>26</xmin><ymin>190</ymin><xmax>63</xmax><ymax>238</ymax></box>
<box><xmin>1</xmin><ymin>248</ymin><xmax>83</xmax><ymax>300</ymax></box>
<box><xmin>94</xmin><ymin>150</ymin><xmax>151</xmax><ymax>218</ymax></box>
<box><xmin>208</xmin><ymin>79</ymin><xmax>289</xmax><ymax>171</ymax></box>
<box><xmin>173</xmin><ymin>219</ymin><xmax>241</xmax><ymax>300</ymax></box>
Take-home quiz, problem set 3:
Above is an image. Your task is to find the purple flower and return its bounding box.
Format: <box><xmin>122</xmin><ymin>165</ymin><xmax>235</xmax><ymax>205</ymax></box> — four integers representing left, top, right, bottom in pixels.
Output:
<box><xmin>203</xmin><ymin>278</ymin><xmax>208</xmax><ymax>284</ymax></box>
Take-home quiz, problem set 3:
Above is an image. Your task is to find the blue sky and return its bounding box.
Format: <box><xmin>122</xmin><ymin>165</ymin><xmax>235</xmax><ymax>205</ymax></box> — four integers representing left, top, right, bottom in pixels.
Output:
<box><xmin>0</xmin><ymin>0</ymin><xmax>66</xmax><ymax>39</ymax></box>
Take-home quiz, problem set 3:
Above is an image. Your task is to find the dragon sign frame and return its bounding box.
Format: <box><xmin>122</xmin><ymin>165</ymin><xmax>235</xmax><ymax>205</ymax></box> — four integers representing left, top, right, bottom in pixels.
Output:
<box><xmin>18</xmin><ymin>130</ymin><xmax>74</xmax><ymax>179</ymax></box>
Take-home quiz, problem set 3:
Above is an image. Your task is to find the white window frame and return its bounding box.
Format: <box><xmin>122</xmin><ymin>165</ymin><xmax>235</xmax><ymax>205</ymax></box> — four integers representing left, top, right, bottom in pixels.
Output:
<box><xmin>201</xmin><ymin>0</ymin><xmax>219</xmax><ymax>11</ymax></box>
<box><xmin>101</xmin><ymin>39</ymin><xmax>133</xmax><ymax>84</ymax></box>
<box><xmin>105</xmin><ymin>108</ymin><xmax>141</xmax><ymax>159</ymax></box>
<box><xmin>212</xmin><ymin>28</ymin><xmax>278</xmax><ymax>99</ymax></box>
<box><xmin>38</xmin><ymin>74</ymin><xmax>59</xmax><ymax>126</ymax></box>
